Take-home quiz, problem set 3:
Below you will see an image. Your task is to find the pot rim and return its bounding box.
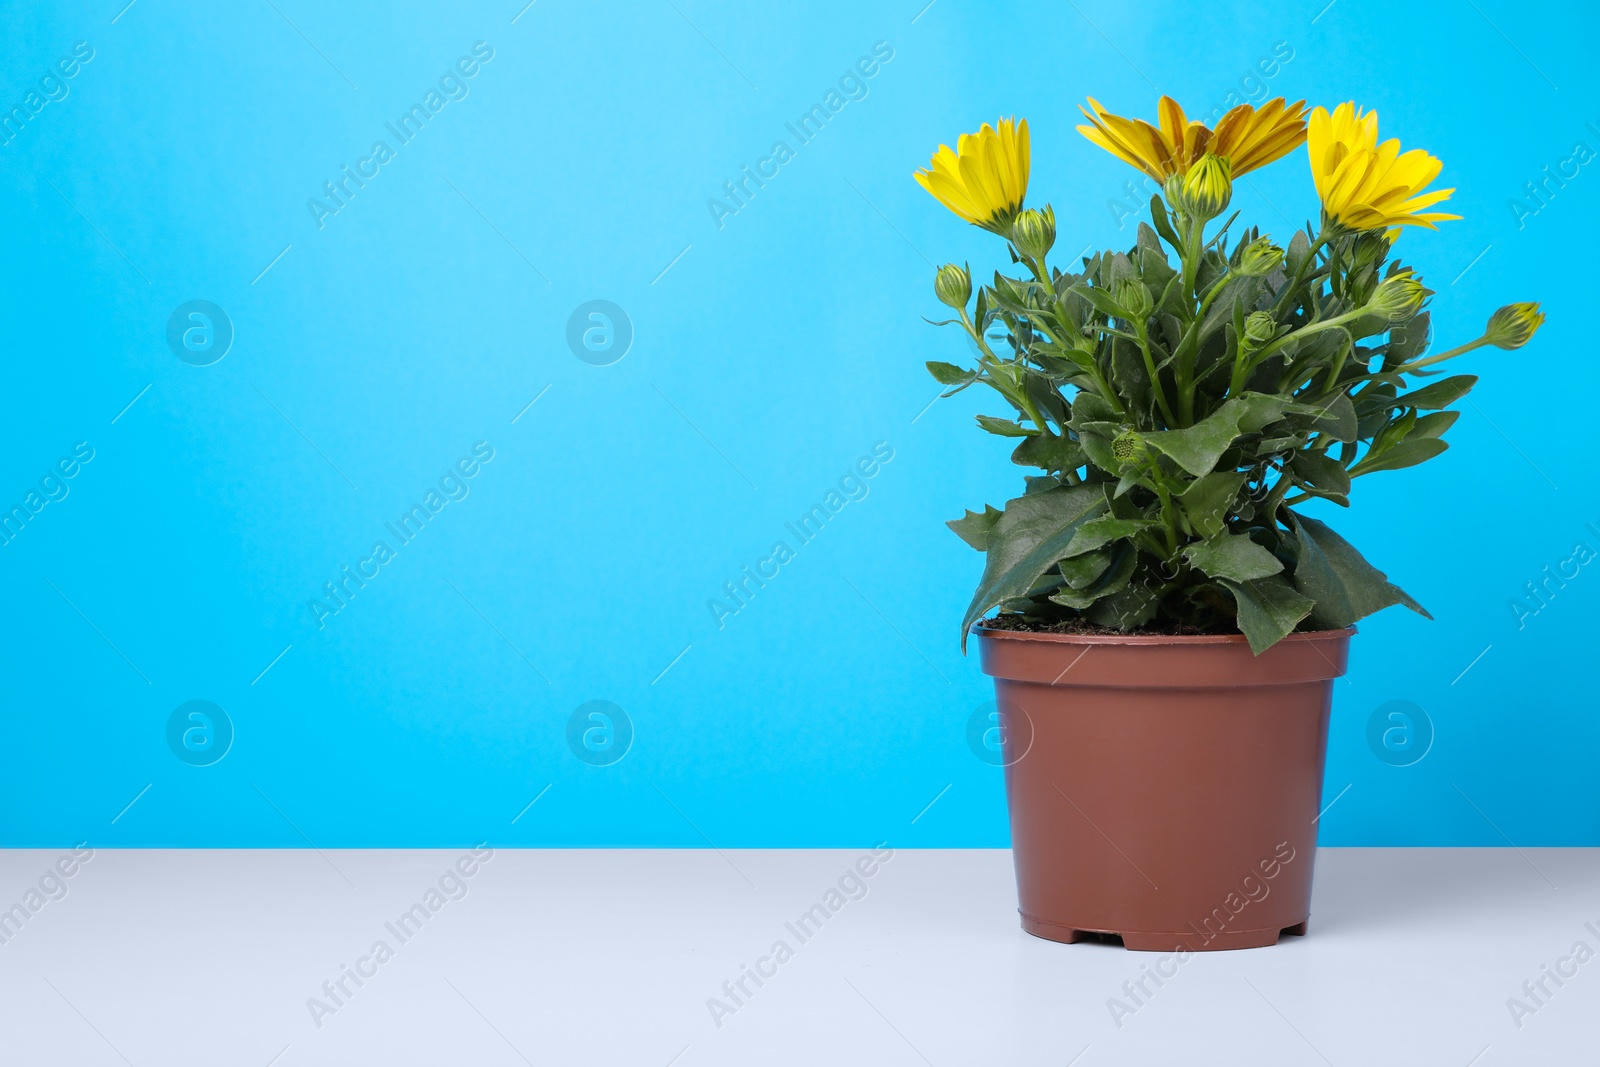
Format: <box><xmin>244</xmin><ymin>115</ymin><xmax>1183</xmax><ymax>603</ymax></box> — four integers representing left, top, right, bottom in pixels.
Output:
<box><xmin>970</xmin><ymin>622</ymin><xmax>1356</xmax><ymax>647</ymax></box>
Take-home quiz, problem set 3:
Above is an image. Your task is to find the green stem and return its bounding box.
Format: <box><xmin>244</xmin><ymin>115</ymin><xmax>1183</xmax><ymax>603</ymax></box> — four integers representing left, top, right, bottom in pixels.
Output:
<box><xmin>1022</xmin><ymin>395</ymin><xmax>1051</xmax><ymax>434</ymax></box>
<box><xmin>1091</xmin><ymin>365</ymin><xmax>1128</xmax><ymax>419</ymax></box>
<box><xmin>1394</xmin><ymin>336</ymin><xmax>1489</xmax><ymax>374</ymax></box>
<box><xmin>1135</xmin><ymin>318</ymin><xmax>1179</xmax><ymax>428</ymax></box>
<box><xmin>1261</xmin><ymin>461</ymin><xmax>1295</xmax><ymax>524</ymax></box>
<box><xmin>1273</xmin><ymin>231</ymin><xmax>1329</xmax><ymax>318</ymax></box>
<box><xmin>1226</xmin><ymin>344</ymin><xmax>1253</xmax><ymax>400</ymax></box>
<box><xmin>961</xmin><ymin>309</ymin><xmax>1052</xmax><ymax>435</ymax></box>
<box><xmin>1252</xmin><ymin>304</ymin><xmax>1369</xmax><ymax>368</ymax></box>
<box><xmin>1194</xmin><ymin>268</ymin><xmax>1233</xmax><ymax>323</ymax></box>
<box><xmin>1172</xmin><ymin>267</ymin><xmax>1236</xmax><ymax>425</ymax></box>
<box><xmin>1319</xmin><ymin>338</ymin><xmax>1353</xmax><ymax>394</ymax></box>
<box><xmin>1219</xmin><ymin>231</ymin><xmax>1333</xmax><ymax>402</ymax></box>
<box><xmin>1176</xmin><ymin>367</ymin><xmax>1195</xmax><ymax>426</ymax></box>
<box><xmin>1146</xmin><ymin>462</ymin><xmax>1181</xmax><ymax>556</ymax></box>
<box><xmin>1178</xmin><ymin>217</ymin><xmax>1204</xmax><ymax>311</ymax></box>
<box><xmin>1231</xmin><ymin>290</ymin><xmax>1380</xmax><ymax>402</ymax></box>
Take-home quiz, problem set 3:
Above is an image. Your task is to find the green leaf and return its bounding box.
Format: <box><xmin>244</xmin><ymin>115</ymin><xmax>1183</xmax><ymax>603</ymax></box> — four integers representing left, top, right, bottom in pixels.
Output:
<box><xmin>1058</xmin><ymin>550</ymin><xmax>1112</xmax><ymax>589</ymax></box>
<box><xmin>1052</xmin><ymin>541</ymin><xmax>1139</xmax><ymax>610</ymax></box>
<box><xmin>1200</xmin><ymin>276</ymin><xmax>1261</xmax><ymax>340</ymax></box>
<box><xmin>1143</xmin><ymin>393</ymin><xmax>1289</xmax><ymax>477</ymax></box>
<box><xmin>1349</xmin><ymin>437</ymin><xmax>1447</xmax><ymax>475</ymax></box>
<box><xmin>1231</xmin><ymin>295</ymin><xmax>1248</xmax><ymax>358</ymax></box>
<box><xmin>1105</xmin><ymin>251</ymin><xmax>1139</xmax><ymax>288</ymax></box>
<box><xmin>1148</xmin><ymin>195</ymin><xmax>1180</xmax><ymax>248</ymax></box>
<box><xmin>1409</xmin><ymin>410</ymin><xmax>1459</xmax><ymax>440</ymax></box>
<box><xmin>1024</xmin><ymin>474</ymin><xmax>1062</xmax><ymax>494</ymax></box>
<box><xmin>1370</xmin><ymin>408</ymin><xmax>1417</xmax><ymax>454</ymax></box>
<box><xmin>960</xmin><ymin>485</ymin><xmax>1108</xmax><ymax>649</ymax></box>
<box><xmin>1286</xmin><ymin>230</ymin><xmax>1311</xmax><ymax>277</ymax></box>
<box><xmin>1284</xmin><ymin>511</ymin><xmax>1429</xmax><ymax>628</ymax></box>
<box><xmin>1290</xmin><ymin>451</ymin><xmax>1352</xmax><ymax>495</ymax></box>
<box><xmin>1179</xmin><ymin>472</ymin><xmax>1247</xmax><ymax>539</ymax></box>
<box><xmin>1021</xmin><ymin>567</ymin><xmax>1068</xmax><ymax>598</ymax></box>
<box><xmin>1047</xmin><ymin>586</ymin><xmax>1100</xmax><ymax>609</ymax></box>
<box><xmin>976</xmin><ymin>415</ymin><xmax>1037</xmax><ymax>437</ymax></box>
<box><xmin>926</xmin><ymin>361</ymin><xmax>976</xmax><ymax>386</ymax></box>
<box><xmin>1143</xmin><ymin>412</ymin><xmax>1241</xmax><ymax>478</ymax></box>
<box><xmin>1062</xmin><ymin>516</ymin><xmax>1161</xmax><ymax>558</ymax></box>
<box><xmin>1011</xmin><ymin>434</ymin><xmax>1085</xmax><ymax>472</ymax></box>
<box><xmin>1317</xmin><ymin>393</ymin><xmax>1360</xmax><ymax>442</ymax></box>
<box><xmin>1026</xmin><ymin>373</ymin><xmax>1070</xmax><ymax>428</ymax></box>
<box><xmin>1283</xmin><ymin>393</ymin><xmax>1358</xmax><ymax>442</ymax></box>
<box><xmin>1033</xmin><ymin>339</ymin><xmax>1098</xmax><ymax>375</ymax></box>
<box><xmin>1136</xmin><ymin>242</ymin><xmax>1177</xmax><ymax>290</ymax></box>
<box><xmin>1107</xmin><ymin>335</ymin><xmax>1152</xmax><ymax>408</ymax></box>
<box><xmin>1233</xmin><ymin>393</ymin><xmax>1293</xmax><ymax>433</ymax></box>
<box><xmin>1112</xmin><ymin>471</ymin><xmax>1142</xmax><ymax>498</ymax></box>
<box><xmin>1355</xmin><ymin>382</ymin><xmax>1400</xmax><ymax>438</ymax></box>
<box><xmin>1396</xmin><ymin>375</ymin><xmax>1476</xmax><ymax>410</ymax></box>
<box><xmin>987</xmin><ymin>275</ymin><xmax>1034</xmax><ymax>315</ymax></box>
<box><xmin>1072</xmin><ymin>283</ymin><xmax>1127</xmax><ymax>320</ymax></box>
<box><xmin>947</xmin><ymin>505</ymin><xmax>1003</xmax><ymax>552</ymax></box>
<box><xmin>1218</xmin><ymin>575</ymin><xmax>1316</xmax><ymax>654</ymax></box>
<box><xmin>1069</xmin><ymin>391</ymin><xmax>1120</xmax><ymax>427</ymax></box>
<box><xmin>1183</xmin><ymin>533</ymin><xmax>1285</xmax><ymax>582</ymax></box>
<box><xmin>1078</xmin><ymin>430</ymin><xmax>1119</xmax><ymax>473</ymax></box>
<box><xmin>1085</xmin><ymin>571</ymin><xmax>1163</xmax><ymax>630</ymax></box>
<box><xmin>1384</xmin><ymin>311</ymin><xmax>1430</xmax><ymax>369</ymax></box>
<box><xmin>1256</xmin><ymin>435</ymin><xmax>1307</xmax><ymax>455</ymax></box>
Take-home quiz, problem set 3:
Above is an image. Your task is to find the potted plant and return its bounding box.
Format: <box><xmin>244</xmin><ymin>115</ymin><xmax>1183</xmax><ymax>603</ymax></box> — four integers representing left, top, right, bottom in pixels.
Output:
<box><xmin>915</xmin><ymin>98</ymin><xmax>1543</xmax><ymax>950</ymax></box>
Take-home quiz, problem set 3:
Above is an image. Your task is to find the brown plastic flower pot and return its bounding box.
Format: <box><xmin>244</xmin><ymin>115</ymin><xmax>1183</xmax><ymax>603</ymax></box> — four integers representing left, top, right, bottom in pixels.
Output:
<box><xmin>975</xmin><ymin>625</ymin><xmax>1352</xmax><ymax>951</ymax></box>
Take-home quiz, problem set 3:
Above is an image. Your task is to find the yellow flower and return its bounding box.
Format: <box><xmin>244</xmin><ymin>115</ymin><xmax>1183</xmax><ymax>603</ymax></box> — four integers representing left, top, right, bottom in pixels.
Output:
<box><xmin>1076</xmin><ymin>96</ymin><xmax>1308</xmax><ymax>182</ymax></box>
<box><xmin>914</xmin><ymin>118</ymin><xmax>1029</xmax><ymax>233</ymax></box>
<box><xmin>1307</xmin><ymin>103</ymin><xmax>1460</xmax><ymax>232</ymax></box>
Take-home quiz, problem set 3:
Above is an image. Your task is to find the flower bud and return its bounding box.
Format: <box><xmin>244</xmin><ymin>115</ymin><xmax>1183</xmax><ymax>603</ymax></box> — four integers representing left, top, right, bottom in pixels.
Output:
<box><xmin>935</xmin><ymin>263</ymin><xmax>972</xmax><ymax>309</ymax></box>
<box><xmin>1367</xmin><ymin>271</ymin><xmax>1427</xmax><ymax>323</ymax></box>
<box><xmin>1350</xmin><ymin>231</ymin><xmax>1390</xmax><ymax>274</ymax></box>
<box><xmin>1164</xmin><ymin>154</ymin><xmax>1233</xmax><ymax>221</ymax></box>
<box><xmin>1010</xmin><ymin>206</ymin><xmax>1056</xmax><ymax>261</ymax></box>
<box><xmin>1111</xmin><ymin>429</ymin><xmax>1146</xmax><ymax>467</ymax></box>
<box><xmin>1235</xmin><ymin>237</ymin><xmax>1284</xmax><ymax>277</ymax></box>
<box><xmin>1243</xmin><ymin>311</ymin><xmax>1277</xmax><ymax>346</ymax></box>
<box><xmin>1113</xmin><ymin>278</ymin><xmax>1153</xmax><ymax>321</ymax></box>
<box><xmin>1484</xmin><ymin>301</ymin><xmax>1545</xmax><ymax>349</ymax></box>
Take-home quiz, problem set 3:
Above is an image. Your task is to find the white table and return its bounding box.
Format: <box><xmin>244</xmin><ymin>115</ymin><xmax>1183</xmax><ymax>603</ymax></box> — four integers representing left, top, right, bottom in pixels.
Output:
<box><xmin>0</xmin><ymin>848</ymin><xmax>1593</xmax><ymax>1064</ymax></box>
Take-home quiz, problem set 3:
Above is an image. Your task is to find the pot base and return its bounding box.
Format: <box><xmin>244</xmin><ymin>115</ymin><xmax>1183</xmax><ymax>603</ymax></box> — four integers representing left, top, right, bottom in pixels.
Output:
<box><xmin>1020</xmin><ymin>914</ymin><xmax>1310</xmax><ymax>951</ymax></box>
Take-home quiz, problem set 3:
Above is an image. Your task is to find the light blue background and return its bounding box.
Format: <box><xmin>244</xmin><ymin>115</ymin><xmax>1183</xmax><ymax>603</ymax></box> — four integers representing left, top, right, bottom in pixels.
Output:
<box><xmin>1</xmin><ymin>0</ymin><xmax>1595</xmax><ymax>848</ymax></box>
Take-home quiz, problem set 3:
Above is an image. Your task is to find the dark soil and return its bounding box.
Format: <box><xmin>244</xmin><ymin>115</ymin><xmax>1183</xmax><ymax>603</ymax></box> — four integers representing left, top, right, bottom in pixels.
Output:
<box><xmin>975</xmin><ymin>615</ymin><xmax>1242</xmax><ymax>638</ymax></box>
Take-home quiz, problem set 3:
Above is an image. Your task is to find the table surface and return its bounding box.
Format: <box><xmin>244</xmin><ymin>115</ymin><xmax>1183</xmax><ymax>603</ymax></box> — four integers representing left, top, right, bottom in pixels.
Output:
<box><xmin>0</xmin><ymin>847</ymin><xmax>1594</xmax><ymax>1065</ymax></box>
